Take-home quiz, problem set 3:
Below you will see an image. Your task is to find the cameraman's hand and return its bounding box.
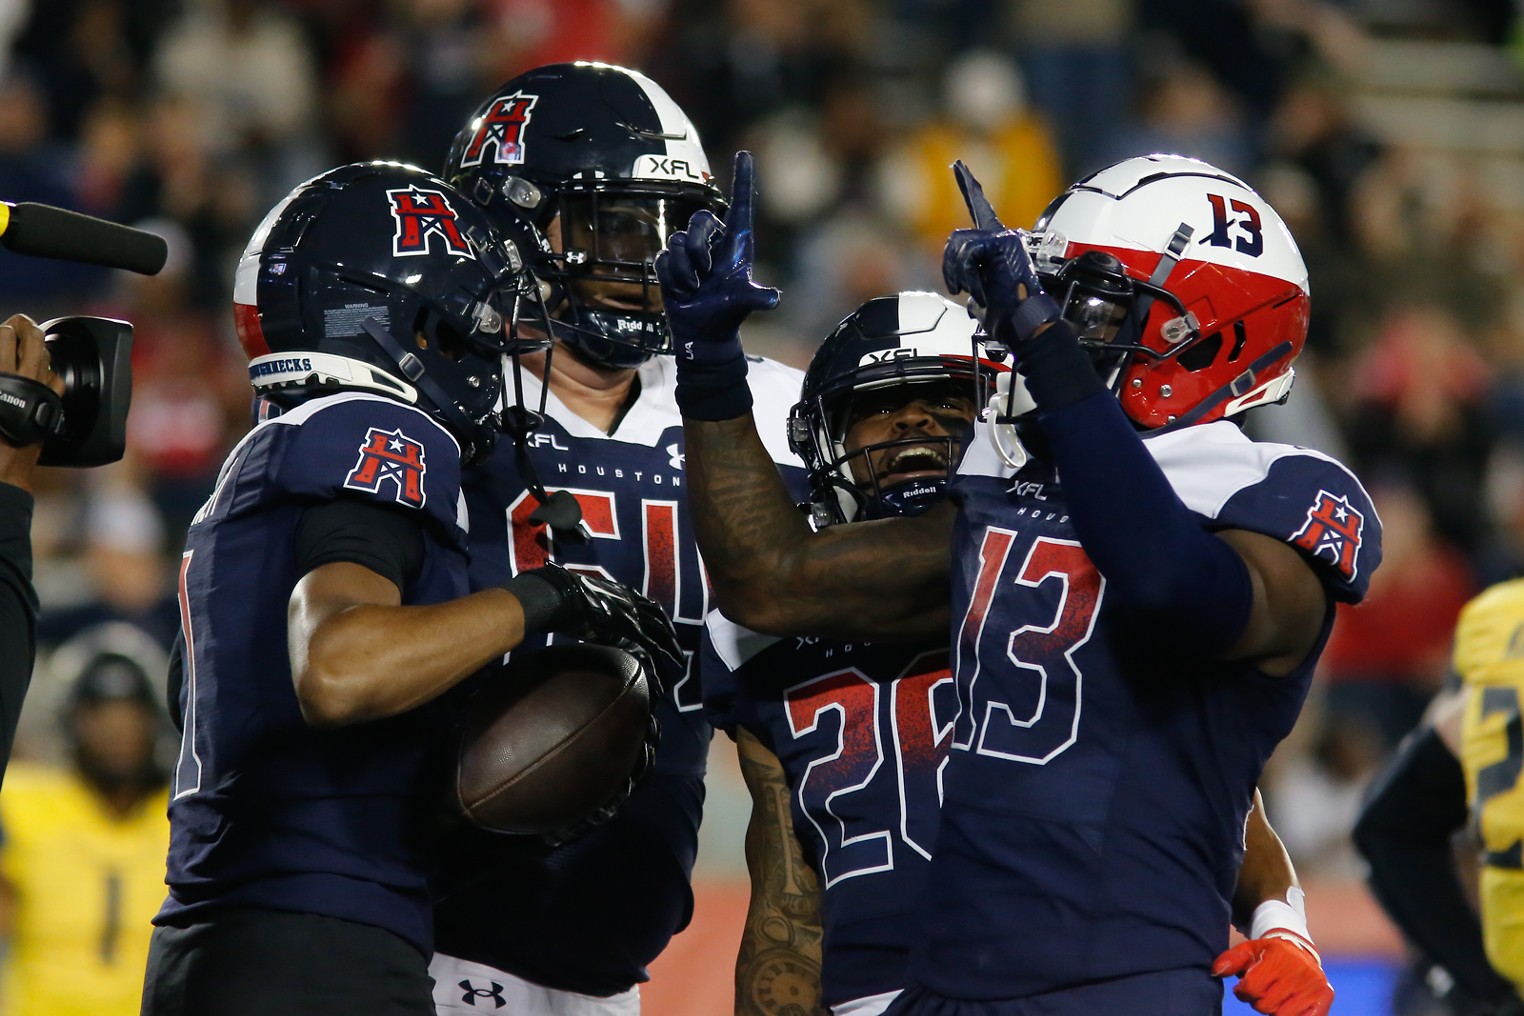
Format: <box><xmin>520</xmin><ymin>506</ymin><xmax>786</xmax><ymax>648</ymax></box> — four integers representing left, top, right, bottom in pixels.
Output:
<box><xmin>506</xmin><ymin>563</ymin><xmax>685</xmax><ymax>692</ymax></box>
<box><xmin>0</xmin><ymin>315</ymin><xmax>63</xmax><ymax>492</ymax></box>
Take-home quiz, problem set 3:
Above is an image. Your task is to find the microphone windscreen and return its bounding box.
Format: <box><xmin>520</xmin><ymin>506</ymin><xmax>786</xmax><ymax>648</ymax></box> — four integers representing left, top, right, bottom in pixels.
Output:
<box><xmin>0</xmin><ymin>203</ymin><xmax>169</xmax><ymax>275</ymax></box>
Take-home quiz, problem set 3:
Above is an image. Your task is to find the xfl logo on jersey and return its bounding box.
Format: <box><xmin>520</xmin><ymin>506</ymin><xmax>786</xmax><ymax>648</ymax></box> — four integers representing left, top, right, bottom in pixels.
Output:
<box><xmin>458</xmin><ymin>91</ymin><xmax>538</xmax><ymax>169</ymax></box>
<box><xmin>345</xmin><ymin>427</ymin><xmax>428</xmax><ymax>508</ymax></box>
<box><xmin>386</xmin><ymin>187</ymin><xmax>474</xmax><ymax>259</ymax></box>
<box><xmin>1292</xmin><ymin>489</ymin><xmax>1364</xmax><ymax>581</ymax></box>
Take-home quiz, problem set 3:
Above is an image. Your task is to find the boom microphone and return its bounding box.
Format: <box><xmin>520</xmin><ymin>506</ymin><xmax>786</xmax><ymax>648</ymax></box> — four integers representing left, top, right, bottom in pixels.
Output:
<box><xmin>0</xmin><ymin>202</ymin><xmax>168</xmax><ymax>275</ymax></box>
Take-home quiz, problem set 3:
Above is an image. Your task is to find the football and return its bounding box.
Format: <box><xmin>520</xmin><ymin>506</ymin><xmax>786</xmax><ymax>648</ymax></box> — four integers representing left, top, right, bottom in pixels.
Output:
<box><xmin>455</xmin><ymin>642</ymin><xmax>653</xmax><ymax>837</ymax></box>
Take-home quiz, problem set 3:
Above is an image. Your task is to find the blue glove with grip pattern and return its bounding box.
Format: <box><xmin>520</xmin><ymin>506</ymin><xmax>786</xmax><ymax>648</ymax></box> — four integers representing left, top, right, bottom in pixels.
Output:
<box><xmin>656</xmin><ymin>150</ymin><xmax>780</xmax><ymax>420</ymax></box>
<box><xmin>942</xmin><ymin>160</ymin><xmax>1063</xmax><ymax>351</ymax></box>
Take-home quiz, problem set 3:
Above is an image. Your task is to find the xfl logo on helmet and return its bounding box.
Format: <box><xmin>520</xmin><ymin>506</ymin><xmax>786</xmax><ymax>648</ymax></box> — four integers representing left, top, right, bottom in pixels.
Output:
<box><xmin>387</xmin><ymin>187</ymin><xmax>474</xmax><ymax>259</ymax></box>
<box><xmin>459</xmin><ymin>92</ymin><xmax>538</xmax><ymax>169</ymax></box>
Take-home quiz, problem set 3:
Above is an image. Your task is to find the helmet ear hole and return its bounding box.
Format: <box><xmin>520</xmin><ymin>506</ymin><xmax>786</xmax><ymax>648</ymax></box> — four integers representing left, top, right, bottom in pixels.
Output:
<box><xmin>1177</xmin><ymin>332</ymin><xmax>1223</xmax><ymax>372</ymax></box>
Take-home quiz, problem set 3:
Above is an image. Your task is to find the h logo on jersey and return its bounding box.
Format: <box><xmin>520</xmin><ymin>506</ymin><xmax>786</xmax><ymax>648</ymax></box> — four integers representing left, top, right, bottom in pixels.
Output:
<box><xmin>457</xmin><ymin>980</ymin><xmax>506</xmax><ymax>1008</ymax></box>
<box><xmin>345</xmin><ymin>427</ymin><xmax>427</xmax><ymax>508</ymax></box>
<box><xmin>1292</xmin><ymin>490</ymin><xmax>1364</xmax><ymax>581</ymax></box>
<box><xmin>458</xmin><ymin>91</ymin><xmax>538</xmax><ymax>168</ymax></box>
<box><xmin>386</xmin><ymin>187</ymin><xmax>473</xmax><ymax>259</ymax></box>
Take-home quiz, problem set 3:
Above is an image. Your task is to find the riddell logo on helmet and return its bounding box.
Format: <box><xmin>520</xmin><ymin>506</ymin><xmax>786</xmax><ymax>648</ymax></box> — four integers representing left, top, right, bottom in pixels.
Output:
<box><xmin>386</xmin><ymin>187</ymin><xmax>474</xmax><ymax>259</ymax></box>
<box><xmin>459</xmin><ymin>92</ymin><xmax>538</xmax><ymax>168</ymax></box>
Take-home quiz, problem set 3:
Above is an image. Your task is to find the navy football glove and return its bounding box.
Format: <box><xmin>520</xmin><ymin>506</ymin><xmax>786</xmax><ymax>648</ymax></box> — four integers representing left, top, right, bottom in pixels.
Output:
<box><xmin>941</xmin><ymin>161</ymin><xmax>1062</xmax><ymax>351</ymax></box>
<box><xmin>656</xmin><ymin>150</ymin><xmax>780</xmax><ymax>420</ymax></box>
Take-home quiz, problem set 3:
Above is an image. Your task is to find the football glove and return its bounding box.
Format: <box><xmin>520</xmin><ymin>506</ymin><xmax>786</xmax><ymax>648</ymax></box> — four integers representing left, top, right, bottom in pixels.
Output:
<box><xmin>656</xmin><ymin>150</ymin><xmax>780</xmax><ymax>420</ymax></box>
<box><xmin>941</xmin><ymin>161</ymin><xmax>1062</xmax><ymax>351</ymax></box>
<box><xmin>1212</xmin><ymin>932</ymin><xmax>1334</xmax><ymax>1016</ymax></box>
<box><xmin>506</xmin><ymin>563</ymin><xmax>684</xmax><ymax>693</ymax></box>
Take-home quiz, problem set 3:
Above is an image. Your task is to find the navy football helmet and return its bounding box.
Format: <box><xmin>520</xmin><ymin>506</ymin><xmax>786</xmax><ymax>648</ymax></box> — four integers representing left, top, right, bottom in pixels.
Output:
<box><xmin>233</xmin><ymin>161</ymin><xmax>534</xmax><ymax>463</ymax></box>
<box><xmin>443</xmin><ymin>61</ymin><xmax>724</xmax><ymax>369</ymax></box>
<box><xmin>790</xmin><ymin>291</ymin><xmax>1004</xmax><ymax>525</ymax></box>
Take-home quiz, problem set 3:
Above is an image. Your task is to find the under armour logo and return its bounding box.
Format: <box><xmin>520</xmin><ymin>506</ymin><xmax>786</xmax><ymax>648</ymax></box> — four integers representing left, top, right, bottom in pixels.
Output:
<box><xmin>667</xmin><ymin>441</ymin><xmax>685</xmax><ymax>470</ymax></box>
<box><xmin>458</xmin><ymin>979</ymin><xmax>506</xmax><ymax>1008</ymax></box>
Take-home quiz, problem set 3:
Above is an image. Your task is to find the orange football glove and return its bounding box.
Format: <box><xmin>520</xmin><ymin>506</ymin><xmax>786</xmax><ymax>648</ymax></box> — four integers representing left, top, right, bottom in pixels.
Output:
<box><xmin>1212</xmin><ymin>932</ymin><xmax>1334</xmax><ymax>1016</ymax></box>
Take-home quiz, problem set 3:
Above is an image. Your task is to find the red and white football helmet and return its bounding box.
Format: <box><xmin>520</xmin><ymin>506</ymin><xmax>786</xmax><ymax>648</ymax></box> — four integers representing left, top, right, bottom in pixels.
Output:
<box><xmin>1029</xmin><ymin>154</ymin><xmax>1310</xmax><ymax>430</ymax></box>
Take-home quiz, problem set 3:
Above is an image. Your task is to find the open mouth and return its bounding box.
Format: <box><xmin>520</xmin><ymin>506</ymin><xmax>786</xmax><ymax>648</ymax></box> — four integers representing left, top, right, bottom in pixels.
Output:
<box><xmin>877</xmin><ymin>443</ymin><xmax>950</xmax><ymax>484</ymax></box>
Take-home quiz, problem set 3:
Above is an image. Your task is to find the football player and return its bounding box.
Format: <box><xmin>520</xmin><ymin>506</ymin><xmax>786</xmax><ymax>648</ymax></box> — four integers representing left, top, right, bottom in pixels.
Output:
<box><xmin>430</xmin><ymin>62</ymin><xmax>807</xmax><ymax>1014</ymax></box>
<box><xmin>0</xmin><ymin>625</ymin><xmax>170</xmax><ymax>1016</ymax></box>
<box><xmin>1355</xmin><ymin>580</ymin><xmax>1524</xmax><ymax>1016</ymax></box>
<box><xmin>140</xmin><ymin>162</ymin><xmax>679</xmax><ymax>1016</ymax></box>
<box><xmin>659</xmin><ymin>152</ymin><xmax>1380</xmax><ymax>1014</ymax></box>
<box><xmin>703</xmin><ymin>291</ymin><xmax>1335</xmax><ymax>1016</ymax></box>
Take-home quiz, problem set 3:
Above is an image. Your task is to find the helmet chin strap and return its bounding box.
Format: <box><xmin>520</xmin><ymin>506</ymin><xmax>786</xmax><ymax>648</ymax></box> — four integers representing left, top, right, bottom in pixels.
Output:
<box><xmin>361</xmin><ymin>317</ymin><xmax>494</xmax><ymax>462</ymax></box>
<box><xmin>497</xmin><ymin>401</ymin><xmax>591</xmax><ymax>543</ymax></box>
<box><xmin>1154</xmin><ymin>341</ymin><xmax>1294</xmax><ymax>433</ymax></box>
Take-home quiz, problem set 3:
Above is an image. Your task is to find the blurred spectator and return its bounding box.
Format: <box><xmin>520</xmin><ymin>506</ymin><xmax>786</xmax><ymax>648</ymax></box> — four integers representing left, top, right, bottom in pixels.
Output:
<box><xmin>882</xmin><ymin>49</ymin><xmax>1064</xmax><ymax>244</ymax></box>
<box><xmin>1343</xmin><ymin>301</ymin><xmax>1498</xmax><ymax>562</ymax></box>
<box><xmin>90</xmin><ymin>219</ymin><xmax>249</xmax><ymax>536</ymax></box>
<box><xmin>1264</xmin><ymin>69</ymin><xmax>1383</xmax><ymax>253</ymax></box>
<box><xmin>0</xmin><ymin>623</ymin><xmax>170</xmax><ymax>1016</ymax></box>
<box><xmin>37</xmin><ymin>485</ymin><xmax>178</xmax><ymax>653</ymax></box>
<box><xmin>1008</xmin><ymin>0</ymin><xmax>1135</xmax><ymax>176</ymax></box>
<box><xmin>152</xmin><ymin>0</ymin><xmax>325</xmax><ymax>213</ymax></box>
<box><xmin>1262</xmin><ymin>712</ymin><xmax>1386</xmax><ymax>877</ymax></box>
<box><xmin>153</xmin><ymin>0</ymin><xmax>319</xmax><ymax>153</ymax></box>
<box><xmin>1098</xmin><ymin>50</ymin><xmax>1255</xmax><ymax>177</ymax></box>
<box><xmin>1318</xmin><ymin>480</ymin><xmax>1477</xmax><ymax>749</ymax></box>
<box><xmin>780</xmin><ymin>209</ymin><xmax>924</xmax><ymax>354</ymax></box>
<box><xmin>0</xmin><ymin>68</ymin><xmax>106</xmax><ymax>314</ymax></box>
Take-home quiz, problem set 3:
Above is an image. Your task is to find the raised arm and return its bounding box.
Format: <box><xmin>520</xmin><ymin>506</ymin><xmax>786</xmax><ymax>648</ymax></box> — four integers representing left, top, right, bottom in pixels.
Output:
<box><xmin>659</xmin><ymin>152</ymin><xmax>950</xmax><ymax>641</ymax></box>
<box><xmin>734</xmin><ymin>728</ymin><xmax>828</xmax><ymax>1016</ymax></box>
<box><xmin>941</xmin><ymin>166</ymin><xmax>1330</xmax><ymax>677</ymax></box>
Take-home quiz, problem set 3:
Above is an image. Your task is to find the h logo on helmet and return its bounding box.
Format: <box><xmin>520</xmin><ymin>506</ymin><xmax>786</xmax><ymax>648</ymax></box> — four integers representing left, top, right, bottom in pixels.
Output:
<box><xmin>458</xmin><ymin>91</ymin><xmax>539</xmax><ymax>169</ymax></box>
<box><xmin>345</xmin><ymin>427</ymin><xmax>428</xmax><ymax>508</ymax></box>
<box><xmin>386</xmin><ymin>187</ymin><xmax>474</xmax><ymax>259</ymax></box>
<box><xmin>1291</xmin><ymin>490</ymin><xmax>1364</xmax><ymax>581</ymax></box>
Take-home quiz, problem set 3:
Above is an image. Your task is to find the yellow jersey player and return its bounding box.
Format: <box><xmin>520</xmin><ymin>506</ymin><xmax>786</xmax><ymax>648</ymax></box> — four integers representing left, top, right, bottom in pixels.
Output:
<box><xmin>1356</xmin><ymin>579</ymin><xmax>1524</xmax><ymax>1015</ymax></box>
<box><xmin>0</xmin><ymin>627</ymin><xmax>171</xmax><ymax>1016</ymax></box>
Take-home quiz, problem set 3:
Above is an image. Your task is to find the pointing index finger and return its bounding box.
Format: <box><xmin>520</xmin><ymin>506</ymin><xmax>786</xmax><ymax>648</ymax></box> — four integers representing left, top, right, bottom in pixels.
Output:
<box><xmin>729</xmin><ymin>150</ymin><xmax>757</xmax><ymax>259</ymax></box>
<box><xmin>953</xmin><ymin>160</ymin><xmax>1005</xmax><ymax>231</ymax></box>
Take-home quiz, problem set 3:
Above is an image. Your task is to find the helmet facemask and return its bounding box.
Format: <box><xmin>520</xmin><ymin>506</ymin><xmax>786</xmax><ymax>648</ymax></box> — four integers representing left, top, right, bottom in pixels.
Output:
<box><xmin>536</xmin><ymin>181</ymin><xmax>723</xmax><ymax>369</ymax></box>
<box><xmin>833</xmin><ymin>379</ymin><xmax>980</xmax><ymax>521</ymax></box>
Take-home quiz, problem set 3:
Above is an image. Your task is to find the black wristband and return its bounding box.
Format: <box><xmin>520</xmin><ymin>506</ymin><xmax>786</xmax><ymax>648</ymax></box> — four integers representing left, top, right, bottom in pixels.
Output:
<box><xmin>502</xmin><ymin>571</ymin><xmax>565</xmax><ymax>634</ymax></box>
<box><xmin>1016</xmin><ymin>320</ymin><xmax>1108</xmax><ymax>413</ymax></box>
<box><xmin>674</xmin><ymin>353</ymin><xmax>752</xmax><ymax>421</ymax></box>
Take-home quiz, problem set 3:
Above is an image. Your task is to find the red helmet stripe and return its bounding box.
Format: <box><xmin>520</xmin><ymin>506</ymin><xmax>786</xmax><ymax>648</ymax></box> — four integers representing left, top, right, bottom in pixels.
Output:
<box><xmin>234</xmin><ymin>302</ymin><xmax>271</xmax><ymax>359</ymax></box>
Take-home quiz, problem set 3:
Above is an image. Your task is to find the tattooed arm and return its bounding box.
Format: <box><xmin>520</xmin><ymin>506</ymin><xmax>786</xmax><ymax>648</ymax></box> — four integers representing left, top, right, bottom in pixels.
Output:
<box><xmin>685</xmin><ymin>415</ymin><xmax>952</xmax><ymax>641</ymax></box>
<box><xmin>735</xmin><ymin>727</ymin><xmax>829</xmax><ymax>1016</ymax></box>
<box><xmin>659</xmin><ymin>152</ymin><xmax>951</xmax><ymax>641</ymax></box>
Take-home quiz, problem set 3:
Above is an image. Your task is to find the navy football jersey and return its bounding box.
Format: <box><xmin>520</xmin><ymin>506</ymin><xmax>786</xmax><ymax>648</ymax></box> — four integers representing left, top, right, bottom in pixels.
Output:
<box><xmin>159</xmin><ymin>392</ymin><xmax>470</xmax><ymax>955</ymax></box>
<box><xmin>432</xmin><ymin>353</ymin><xmax>806</xmax><ymax>994</ymax></box>
<box><xmin>703</xmin><ymin>614</ymin><xmax>954</xmax><ymax>1009</ymax></box>
<box><xmin>911</xmin><ymin>419</ymin><xmax>1382</xmax><ymax>1000</ymax></box>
